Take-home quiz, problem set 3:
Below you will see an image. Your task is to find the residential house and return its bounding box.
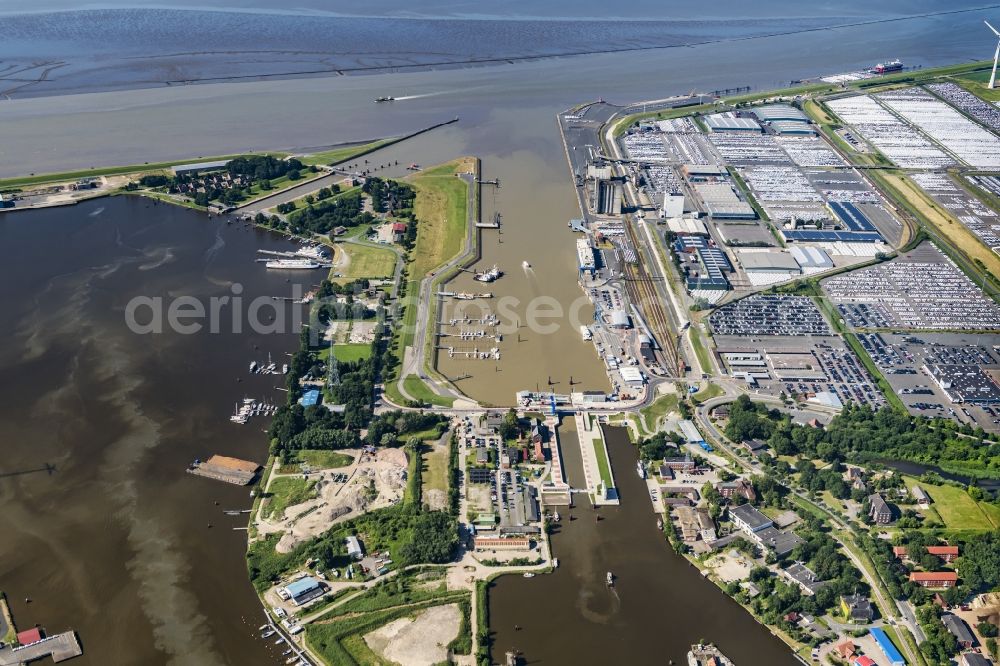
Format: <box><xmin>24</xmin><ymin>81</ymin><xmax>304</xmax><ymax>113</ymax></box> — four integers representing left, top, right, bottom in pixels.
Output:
<box><xmin>742</xmin><ymin>438</ymin><xmax>769</xmax><ymax>457</ymax></box>
<box><xmin>835</xmin><ymin>640</ymin><xmax>856</xmax><ymax>660</ymax></box>
<box><xmin>892</xmin><ymin>544</ymin><xmax>959</xmax><ymax>563</ymax></box>
<box><xmin>782</xmin><ymin>563</ymin><xmax>826</xmax><ymax>595</ymax></box>
<box><xmin>716</xmin><ymin>479</ymin><xmax>757</xmax><ymax>502</ymax></box>
<box><xmin>845</xmin><ymin>467</ymin><xmax>867</xmax><ymax>492</ymax></box>
<box><xmin>390</xmin><ymin>222</ymin><xmax>408</xmax><ymax>242</ymax></box>
<box><xmin>840</xmin><ymin>594</ymin><xmax>874</xmax><ymax>623</ymax></box>
<box><xmin>909</xmin><ymin>571</ymin><xmax>958</xmax><ymax>589</ymax></box>
<box><xmin>868</xmin><ymin>493</ymin><xmax>893</xmax><ymax>524</ymax></box>
<box><xmin>942</xmin><ymin>614</ymin><xmax>977</xmax><ymax>649</ymax></box>
<box><xmin>960</xmin><ymin>653</ymin><xmax>993</xmax><ymax>666</ymax></box>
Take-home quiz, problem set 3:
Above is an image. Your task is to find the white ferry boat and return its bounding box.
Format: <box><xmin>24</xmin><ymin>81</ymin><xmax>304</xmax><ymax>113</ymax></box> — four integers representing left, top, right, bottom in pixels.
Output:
<box><xmin>265</xmin><ymin>258</ymin><xmax>321</xmax><ymax>270</ymax></box>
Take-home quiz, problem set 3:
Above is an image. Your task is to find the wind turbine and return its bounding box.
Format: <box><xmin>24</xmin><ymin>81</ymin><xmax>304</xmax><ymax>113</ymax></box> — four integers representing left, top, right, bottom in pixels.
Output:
<box><xmin>987</xmin><ymin>20</ymin><xmax>1000</xmax><ymax>89</ymax></box>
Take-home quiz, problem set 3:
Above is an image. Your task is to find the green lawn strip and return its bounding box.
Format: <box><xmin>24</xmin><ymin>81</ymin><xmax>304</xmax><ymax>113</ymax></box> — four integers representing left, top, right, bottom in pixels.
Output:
<box><xmin>298</xmin><ymin>138</ymin><xmax>397</xmax><ymax>167</ymax></box>
<box><xmin>406</xmin><ymin>158</ymin><xmax>473</xmax><ymax>395</ymax></box>
<box><xmin>689</xmin><ymin>327</ymin><xmax>713</xmax><ymax>375</ymax></box>
<box><xmin>0</xmin><ymin>152</ymin><xmax>285</xmax><ymax>190</ymax></box>
<box><xmin>726</xmin><ymin>166</ymin><xmax>771</xmax><ymax>224</ymax></box>
<box><xmin>405</xmin><ymin>446</ymin><xmax>422</xmax><ymax>506</ymax></box>
<box><xmin>1</xmin><ymin>593</ymin><xmax>16</xmax><ymax>644</ymax></box>
<box><xmin>262</xmin><ymin>476</ymin><xmax>319</xmax><ymax>519</ymax></box>
<box><xmin>814</xmin><ymin>295</ymin><xmax>907</xmax><ymax>412</ymax></box>
<box><xmin>333</xmin><ymin>343</ymin><xmax>373</xmax><ymax>363</ymax></box>
<box><xmin>278</xmin><ymin>449</ymin><xmax>354</xmax><ymax>474</ymax></box>
<box><xmin>591</xmin><ymin>432</ymin><xmax>614</xmax><ymax>490</ymax></box>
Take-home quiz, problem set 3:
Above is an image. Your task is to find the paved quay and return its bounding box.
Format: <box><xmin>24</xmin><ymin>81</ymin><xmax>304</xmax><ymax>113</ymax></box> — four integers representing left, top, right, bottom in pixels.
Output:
<box><xmin>0</xmin><ymin>632</ymin><xmax>82</xmax><ymax>665</ymax></box>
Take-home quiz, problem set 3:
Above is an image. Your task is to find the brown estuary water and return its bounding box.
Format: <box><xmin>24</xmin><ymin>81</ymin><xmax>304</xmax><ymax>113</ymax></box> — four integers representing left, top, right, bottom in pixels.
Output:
<box><xmin>488</xmin><ymin>423</ymin><xmax>799</xmax><ymax>665</ymax></box>
<box><xmin>0</xmin><ymin>196</ymin><xmax>313</xmax><ymax>664</ymax></box>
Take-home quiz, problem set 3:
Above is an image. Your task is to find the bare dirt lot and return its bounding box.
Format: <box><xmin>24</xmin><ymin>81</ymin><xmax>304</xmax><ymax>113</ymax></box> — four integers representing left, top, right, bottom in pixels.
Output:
<box><xmin>258</xmin><ymin>448</ymin><xmax>408</xmax><ymax>553</ymax></box>
<box><xmin>364</xmin><ymin>603</ymin><xmax>461</xmax><ymax>666</ymax></box>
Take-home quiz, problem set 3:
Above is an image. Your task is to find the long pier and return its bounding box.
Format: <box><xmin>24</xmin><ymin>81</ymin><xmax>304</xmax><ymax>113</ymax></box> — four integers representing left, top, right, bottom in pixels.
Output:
<box><xmin>0</xmin><ymin>633</ymin><xmax>82</xmax><ymax>665</ymax></box>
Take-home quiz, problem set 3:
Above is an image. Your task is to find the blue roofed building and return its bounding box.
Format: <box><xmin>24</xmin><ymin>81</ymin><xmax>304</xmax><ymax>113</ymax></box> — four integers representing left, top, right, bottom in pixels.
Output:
<box><xmin>870</xmin><ymin>627</ymin><xmax>905</xmax><ymax>666</ymax></box>
<box><xmin>299</xmin><ymin>389</ymin><xmax>321</xmax><ymax>407</ymax></box>
<box><xmin>282</xmin><ymin>576</ymin><xmax>324</xmax><ymax>606</ymax></box>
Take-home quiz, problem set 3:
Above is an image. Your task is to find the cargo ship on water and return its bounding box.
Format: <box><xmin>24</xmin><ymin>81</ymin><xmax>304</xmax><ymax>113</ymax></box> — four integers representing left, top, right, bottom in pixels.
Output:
<box><xmin>687</xmin><ymin>643</ymin><xmax>734</xmax><ymax>666</ymax></box>
<box><xmin>871</xmin><ymin>59</ymin><xmax>903</xmax><ymax>74</ymax></box>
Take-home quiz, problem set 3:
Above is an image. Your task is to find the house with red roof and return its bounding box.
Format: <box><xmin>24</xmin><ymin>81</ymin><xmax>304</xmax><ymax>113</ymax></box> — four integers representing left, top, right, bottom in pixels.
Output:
<box><xmin>17</xmin><ymin>627</ymin><xmax>43</xmax><ymax>646</ymax></box>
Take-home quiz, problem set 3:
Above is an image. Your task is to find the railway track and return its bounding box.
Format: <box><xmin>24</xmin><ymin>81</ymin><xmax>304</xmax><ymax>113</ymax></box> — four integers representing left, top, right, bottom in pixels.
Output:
<box><xmin>621</xmin><ymin>216</ymin><xmax>681</xmax><ymax>375</ymax></box>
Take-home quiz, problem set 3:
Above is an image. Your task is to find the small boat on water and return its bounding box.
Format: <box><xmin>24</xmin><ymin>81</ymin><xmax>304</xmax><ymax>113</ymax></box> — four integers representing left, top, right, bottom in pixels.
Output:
<box><xmin>522</xmin><ymin>260</ymin><xmax>531</xmax><ymax>269</ymax></box>
<box><xmin>657</xmin><ymin>517</ymin><xmax>664</xmax><ymax>530</ymax></box>
<box><xmin>375</xmin><ymin>96</ymin><xmax>395</xmax><ymax>103</ymax></box>
<box><xmin>636</xmin><ymin>459</ymin><xmax>646</xmax><ymax>479</ymax></box>
<box><xmin>474</xmin><ymin>264</ymin><xmax>502</xmax><ymax>283</ymax></box>
<box><xmin>258</xmin><ymin>624</ymin><xmax>268</xmax><ymax>631</ymax></box>
<box><xmin>522</xmin><ymin>572</ymin><xmax>535</xmax><ymax>579</ymax></box>
<box><xmin>552</xmin><ymin>511</ymin><xmax>561</xmax><ymax>522</ymax></box>
<box><xmin>261</xmin><ymin>630</ymin><xmax>276</xmax><ymax>639</ymax></box>
<box><xmin>606</xmin><ymin>571</ymin><xmax>614</xmax><ymax>586</ymax></box>
<box><xmin>553</xmin><ymin>558</ymin><xmax>559</xmax><ymax>568</ymax></box>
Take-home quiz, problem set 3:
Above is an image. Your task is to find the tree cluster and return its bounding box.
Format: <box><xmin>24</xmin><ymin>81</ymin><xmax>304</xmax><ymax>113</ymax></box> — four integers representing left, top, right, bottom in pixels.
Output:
<box><xmin>725</xmin><ymin>395</ymin><xmax>1000</xmax><ymax>479</ymax></box>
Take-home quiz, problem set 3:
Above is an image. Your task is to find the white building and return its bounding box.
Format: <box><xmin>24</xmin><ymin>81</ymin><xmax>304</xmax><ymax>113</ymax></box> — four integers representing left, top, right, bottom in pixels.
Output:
<box><xmin>346</xmin><ymin>535</ymin><xmax>364</xmax><ymax>560</ymax></box>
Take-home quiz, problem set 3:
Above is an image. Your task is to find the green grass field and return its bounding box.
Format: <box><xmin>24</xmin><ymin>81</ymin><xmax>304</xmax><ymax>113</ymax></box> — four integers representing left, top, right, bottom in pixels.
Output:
<box><xmin>691</xmin><ymin>382</ymin><xmax>723</xmax><ymax>405</ymax></box>
<box><xmin>340</xmin><ymin>243</ymin><xmax>397</xmax><ymax>280</ymax></box>
<box><xmin>332</xmin><ymin>343</ymin><xmax>373</xmax><ymax>363</ymax></box>
<box><xmin>908</xmin><ymin>478</ymin><xmax>999</xmax><ymax>530</ymax></box>
<box><xmin>262</xmin><ymin>476</ymin><xmax>318</xmax><ymax>519</ymax></box>
<box><xmin>279</xmin><ymin>449</ymin><xmax>354</xmax><ymax>473</ymax></box>
<box><xmin>422</xmin><ymin>443</ymin><xmax>450</xmax><ymax>499</ymax></box>
<box><xmin>407</xmin><ymin>158</ymin><xmax>472</xmax><ymax>279</ymax></box>
<box><xmin>401</xmin><ymin>375</ymin><xmax>456</xmax><ymax>408</ymax></box>
<box><xmin>638</xmin><ymin>391</ymin><xmax>679</xmax><ymax>435</ymax></box>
